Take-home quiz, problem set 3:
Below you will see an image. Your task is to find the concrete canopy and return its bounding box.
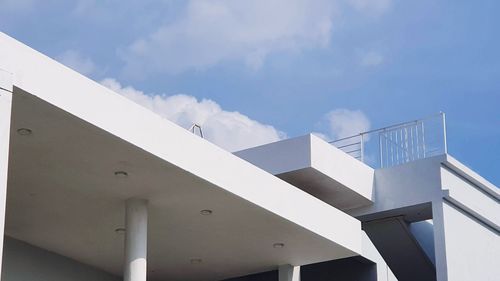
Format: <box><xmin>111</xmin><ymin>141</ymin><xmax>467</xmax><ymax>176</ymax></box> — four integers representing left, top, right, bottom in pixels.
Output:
<box><xmin>0</xmin><ymin>33</ymin><xmax>362</xmax><ymax>281</ymax></box>
<box><xmin>235</xmin><ymin>135</ymin><xmax>374</xmax><ymax>211</ymax></box>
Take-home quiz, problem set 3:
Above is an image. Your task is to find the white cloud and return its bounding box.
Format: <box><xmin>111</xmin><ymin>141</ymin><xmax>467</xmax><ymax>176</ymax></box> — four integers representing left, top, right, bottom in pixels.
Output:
<box><xmin>359</xmin><ymin>50</ymin><xmax>384</xmax><ymax>67</ymax></box>
<box><xmin>56</xmin><ymin>50</ymin><xmax>97</xmax><ymax>76</ymax></box>
<box><xmin>100</xmin><ymin>78</ymin><xmax>286</xmax><ymax>151</ymax></box>
<box><xmin>321</xmin><ymin>108</ymin><xmax>371</xmax><ymax>140</ymax></box>
<box><xmin>120</xmin><ymin>0</ymin><xmax>337</xmax><ymax>76</ymax></box>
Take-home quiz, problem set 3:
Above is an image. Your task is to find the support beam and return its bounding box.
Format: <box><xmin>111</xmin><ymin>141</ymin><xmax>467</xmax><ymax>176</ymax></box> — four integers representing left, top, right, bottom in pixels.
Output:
<box><xmin>279</xmin><ymin>264</ymin><xmax>300</xmax><ymax>281</ymax></box>
<box><xmin>0</xmin><ymin>69</ymin><xmax>13</xmax><ymax>277</ymax></box>
<box><xmin>124</xmin><ymin>199</ymin><xmax>148</xmax><ymax>281</ymax></box>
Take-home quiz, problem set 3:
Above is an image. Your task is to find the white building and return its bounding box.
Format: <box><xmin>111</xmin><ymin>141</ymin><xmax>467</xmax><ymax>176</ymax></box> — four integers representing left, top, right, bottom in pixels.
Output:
<box><xmin>0</xmin><ymin>32</ymin><xmax>498</xmax><ymax>281</ymax></box>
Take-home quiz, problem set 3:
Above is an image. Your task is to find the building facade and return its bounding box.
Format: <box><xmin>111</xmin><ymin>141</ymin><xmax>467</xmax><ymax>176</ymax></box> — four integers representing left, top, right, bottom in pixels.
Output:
<box><xmin>0</xmin><ymin>32</ymin><xmax>498</xmax><ymax>281</ymax></box>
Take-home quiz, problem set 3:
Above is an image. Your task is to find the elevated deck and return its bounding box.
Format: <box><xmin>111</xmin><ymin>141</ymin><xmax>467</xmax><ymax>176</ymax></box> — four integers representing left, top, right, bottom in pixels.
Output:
<box><xmin>235</xmin><ymin>134</ymin><xmax>374</xmax><ymax>211</ymax></box>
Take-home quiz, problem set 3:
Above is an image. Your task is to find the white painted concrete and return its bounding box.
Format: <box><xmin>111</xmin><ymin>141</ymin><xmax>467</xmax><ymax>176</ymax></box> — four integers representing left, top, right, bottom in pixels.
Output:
<box><xmin>431</xmin><ymin>201</ymin><xmax>448</xmax><ymax>281</ymax></box>
<box><xmin>235</xmin><ymin>135</ymin><xmax>313</xmax><ymax>175</ymax></box>
<box><xmin>279</xmin><ymin>264</ymin><xmax>300</xmax><ymax>281</ymax></box>
<box><xmin>443</xmin><ymin>155</ymin><xmax>499</xmax><ymax>198</ymax></box>
<box><xmin>440</xmin><ymin>165</ymin><xmax>499</xmax><ymax>229</ymax></box>
<box><xmin>235</xmin><ymin>134</ymin><xmax>374</xmax><ymax>210</ymax></box>
<box><xmin>1</xmin><ymin>31</ymin><xmax>498</xmax><ymax>281</ymax></box>
<box><xmin>348</xmin><ymin>155</ymin><xmax>445</xmax><ymax>219</ymax></box>
<box><xmin>0</xmin><ymin>69</ymin><xmax>13</xmax><ymax>277</ymax></box>
<box><xmin>360</xmin><ymin>232</ymin><xmax>398</xmax><ymax>281</ymax></box>
<box><xmin>433</xmin><ymin>157</ymin><xmax>499</xmax><ymax>281</ymax></box>
<box><xmin>409</xmin><ymin>220</ymin><xmax>435</xmax><ymax>265</ymax></box>
<box><xmin>124</xmin><ymin>199</ymin><xmax>148</xmax><ymax>281</ymax></box>
<box><xmin>0</xmin><ymin>32</ymin><xmax>361</xmax><ymax>260</ymax></box>
<box><xmin>309</xmin><ymin>135</ymin><xmax>373</xmax><ymax>202</ymax></box>
<box><xmin>0</xmin><ymin>68</ymin><xmax>12</xmax><ymax>91</ymax></box>
<box><xmin>441</xmin><ymin>201</ymin><xmax>499</xmax><ymax>281</ymax></box>
<box><xmin>0</xmin><ymin>32</ymin><xmax>362</xmax><ymax>280</ymax></box>
<box><xmin>2</xmin><ymin>237</ymin><xmax>119</xmax><ymax>281</ymax></box>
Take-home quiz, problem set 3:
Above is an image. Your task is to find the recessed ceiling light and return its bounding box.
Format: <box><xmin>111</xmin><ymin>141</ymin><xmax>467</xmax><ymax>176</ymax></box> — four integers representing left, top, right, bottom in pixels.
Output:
<box><xmin>273</xmin><ymin>243</ymin><xmax>285</xmax><ymax>249</ymax></box>
<box><xmin>115</xmin><ymin>228</ymin><xmax>126</xmax><ymax>234</ymax></box>
<box><xmin>114</xmin><ymin>171</ymin><xmax>128</xmax><ymax>177</ymax></box>
<box><xmin>200</xmin><ymin>209</ymin><xmax>213</xmax><ymax>216</ymax></box>
<box><xmin>190</xmin><ymin>258</ymin><xmax>203</xmax><ymax>264</ymax></box>
<box><xmin>17</xmin><ymin>128</ymin><xmax>32</xmax><ymax>135</ymax></box>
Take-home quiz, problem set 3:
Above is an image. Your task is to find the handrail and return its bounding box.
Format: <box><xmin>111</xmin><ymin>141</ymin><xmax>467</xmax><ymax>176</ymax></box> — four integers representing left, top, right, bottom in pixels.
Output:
<box><xmin>328</xmin><ymin>112</ymin><xmax>444</xmax><ymax>144</ymax></box>
<box><xmin>329</xmin><ymin>112</ymin><xmax>447</xmax><ymax>168</ymax></box>
<box><xmin>189</xmin><ymin>123</ymin><xmax>204</xmax><ymax>138</ymax></box>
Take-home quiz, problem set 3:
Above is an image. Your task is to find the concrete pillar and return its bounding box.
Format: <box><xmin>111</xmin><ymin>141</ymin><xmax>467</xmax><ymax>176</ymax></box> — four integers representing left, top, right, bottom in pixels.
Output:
<box><xmin>431</xmin><ymin>200</ymin><xmax>448</xmax><ymax>281</ymax></box>
<box><xmin>124</xmin><ymin>199</ymin><xmax>148</xmax><ymax>281</ymax></box>
<box><xmin>279</xmin><ymin>264</ymin><xmax>300</xmax><ymax>281</ymax></box>
<box><xmin>0</xmin><ymin>69</ymin><xmax>13</xmax><ymax>276</ymax></box>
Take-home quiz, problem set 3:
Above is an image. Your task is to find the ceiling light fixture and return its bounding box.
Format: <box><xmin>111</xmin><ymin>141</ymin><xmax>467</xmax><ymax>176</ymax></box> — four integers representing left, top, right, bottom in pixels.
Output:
<box><xmin>190</xmin><ymin>258</ymin><xmax>203</xmax><ymax>264</ymax></box>
<box><xmin>200</xmin><ymin>209</ymin><xmax>213</xmax><ymax>216</ymax></box>
<box><xmin>273</xmin><ymin>243</ymin><xmax>285</xmax><ymax>249</ymax></box>
<box><xmin>115</xmin><ymin>228</ymin><xmax>126</xmax><ymax>234</ymax></box>
<box><xmin>114</xmin><ymin>171</ymin><xmax>128</xmax><ymax>177</ymax></box>
<box><xmin>17</xmin><ymin>128</ymin><xmax>32</xmax><ymax>135</ymax></box>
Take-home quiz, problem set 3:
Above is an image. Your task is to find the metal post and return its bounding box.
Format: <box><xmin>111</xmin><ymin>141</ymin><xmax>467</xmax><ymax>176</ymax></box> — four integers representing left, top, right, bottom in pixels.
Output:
<box><xmin>360</xmin><ymin>133</ymin><xmax>365</xmax><ymax>163</ymax></box>
<box><xmin>442</xmin><ymin>112</ymin><xmax>448</xmax><ymax>154</ymax></box>
<box><xmin>410</xmin><ymin>125</ymin><xmax>415</xmax><ymax>161</ymax></box>
<box><xmin>415</xmin><ymin>122</ymin><xmax>420</xmax><ymax>159</ymax></box>
<box><xmin>421</xmin><ymin>121</ymin><xmax>426</xmax><ymax>157</ymax></box>
<box><xmin>379</xmin><ymin>132</ymin><xmax>384</xmax><ymax>168</ymax></box>
<box><xmin>124</xmin><ymin>199</ymin><xmax>148</xmax><ymax>281</ymax></box>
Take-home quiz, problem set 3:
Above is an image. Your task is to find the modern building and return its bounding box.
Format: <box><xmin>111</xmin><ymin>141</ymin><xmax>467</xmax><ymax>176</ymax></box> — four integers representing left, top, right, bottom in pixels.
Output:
<box><xmin>0</xmin><ymin>32</ymin><xmax>498</xmax><ymax>281</ymax></box>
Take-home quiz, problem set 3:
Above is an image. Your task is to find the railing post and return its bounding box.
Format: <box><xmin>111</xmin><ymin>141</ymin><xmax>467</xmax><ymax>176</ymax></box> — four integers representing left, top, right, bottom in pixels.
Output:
<box><xmin>360</xmin><ymin>133</ymin><xmax>365</xmax><ymax>163</ymax></box>
<box><xmin>379</xmin><ymin>132</ymin><xmax>384</xmax><ymax>168</ymax></box>
<box><xmin>330</xmin><ymin>112</ymin><xmax>447</xmax><ymax>168</ymax></box>
<box><xmin>442</xmin><ymin>112</ymin><xmax>448</xmax><ymax>154</ymax></box>
<box><xmin>421</xmin><ymin>121</ymin><xmax>426</xmax><ymax>158</ymax></box>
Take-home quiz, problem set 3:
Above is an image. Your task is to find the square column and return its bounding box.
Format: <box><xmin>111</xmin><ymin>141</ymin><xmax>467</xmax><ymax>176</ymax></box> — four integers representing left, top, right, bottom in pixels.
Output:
<box><xmin>279</xmin><ymin>264</ymin><xmax>300</xmax><ymax>281</ymax></box>
<box><xmin>0</xmin><ymin>69</ymin><xmax>13</xmax><ymax>276</ymax></box>
<box><xmin>124</xmin><ymin>199</ymin><xmax>148</xmax><ymax>281</ymax></box>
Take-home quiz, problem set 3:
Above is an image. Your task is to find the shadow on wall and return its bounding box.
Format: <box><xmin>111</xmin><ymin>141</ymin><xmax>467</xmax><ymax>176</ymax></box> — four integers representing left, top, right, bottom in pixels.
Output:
<box><xmin>222</xmin><ymin>270</ymin><xmax>278</xmax><ymax>281</ymax></box>
<box><xmin>223</xmin><ymin>257</ymin><xmax>377</xmax><ymax>281</ymax></box>
<box><xmin>1</xmin><ymin>236</ymin><xmax>120</xmax><ymax>281</ymax></box>
<box><xmin>301</xmin><ymin>257</ymin><xmax>377</xmax><ymax>281</ymax></box>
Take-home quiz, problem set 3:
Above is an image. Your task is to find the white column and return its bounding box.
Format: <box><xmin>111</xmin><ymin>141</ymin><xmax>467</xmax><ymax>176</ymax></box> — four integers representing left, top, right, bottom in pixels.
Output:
<box><xmin>432</xmin><ymin>200</ymin><xmax>448</xmax><ymax>281</ymax></box>
<box><xmin>0</xmin><ymin>69</ymin><xmax>13</xmax><ymax>276</ymax></box>
<box><xmin>124</xmin><ymin>199</ymin><xmax>148</xmax><ymax>281</ymax></box>
<box><xmin>279</xmin><ymin>264</ymin><xmax>300</xmax><ymax>281</ymax></box>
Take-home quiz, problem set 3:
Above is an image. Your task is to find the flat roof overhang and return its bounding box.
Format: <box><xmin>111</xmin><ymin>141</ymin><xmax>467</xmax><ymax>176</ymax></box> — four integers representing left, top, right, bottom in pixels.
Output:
<box><xmin>235</xmin><ymin>135</ymin><xmax>375</xmax><ymax>211</ymax></box>
<box><xmin>0</xmin><ymin>33</ymin><xmax>362</xmax><ymax>281</ymax></box>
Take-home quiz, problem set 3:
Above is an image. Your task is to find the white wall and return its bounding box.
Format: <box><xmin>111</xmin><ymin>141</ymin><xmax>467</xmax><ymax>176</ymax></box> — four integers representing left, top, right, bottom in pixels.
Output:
<box><xmin>409</xmin><ymin>220</ymin><xmax>435</xmax><ymax>265</ymax></box>
<box><xmin>435</xmin><ymin>158</ymin><xmax>499</xmax><ymax>281</ymax></box>
<box><xmin>0</xmin><ymin>69</ymin><xmax>13</xmax><ymax>276</ymax></box>
<box><xmin>441</xmin><ymin>202</ymin><xmax>499</xmax><ymax>281</ymax></box>
<box><xmin>361</xmin><ymin>232</ymin><xmax>398</xmax><ymax>281</ymax></box>
<box><xmin>349</xmin><ymin>156</ymin><xmax>444</xmax><ymax>218</ymax></box>
<box><xmin>2</xmin><ymin>237</ymin><xmax>120</xmax><ymax>281</ymax></box>
<box><xmin>441</xmin><ymin>166</ymin><xmax>499</xmax><ymax>228</ymax></box>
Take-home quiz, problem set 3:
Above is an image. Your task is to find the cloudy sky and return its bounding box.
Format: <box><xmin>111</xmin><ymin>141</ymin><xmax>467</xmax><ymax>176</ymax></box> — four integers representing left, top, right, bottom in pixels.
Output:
<box><xmin>1</xmin><ymin>0</ymin><xmax>499</xmax><ymax>184</ymax></box>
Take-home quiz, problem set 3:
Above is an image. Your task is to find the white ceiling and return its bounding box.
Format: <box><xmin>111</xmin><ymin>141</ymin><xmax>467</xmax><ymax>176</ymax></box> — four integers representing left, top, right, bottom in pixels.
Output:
<box><xmin>5</xmin><ymin>89</ymin><xmax>357</xmax><ymax>281</ymax></box>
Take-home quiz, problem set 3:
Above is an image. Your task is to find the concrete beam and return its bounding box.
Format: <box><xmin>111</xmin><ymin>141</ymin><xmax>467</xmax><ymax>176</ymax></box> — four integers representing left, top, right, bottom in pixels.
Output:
<box><xmin>0</xmin><ymin>69</ymin><xmax>13</xmax><ymax>276</ymax></box>
<box><xmin>279</xmin><ymin>265</ymin><xmax>300</xmax><ymax>281</ymax></box>
<box><xmin>124</xmin><ymin>199</ymin><xmax>148</xmax><ymax>281</ymax></box>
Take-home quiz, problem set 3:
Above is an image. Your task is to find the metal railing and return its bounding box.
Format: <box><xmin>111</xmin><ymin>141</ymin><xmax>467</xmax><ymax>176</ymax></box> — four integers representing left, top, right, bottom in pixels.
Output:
<box><xmin>189</xmin><ymin>123</ymin><xmax>204</xmax><ymax>138</ymax></box>
<box><xmin>329</xmin><ymin>113</ymin><xmax>447</xmax><ymax>168</ymax></box>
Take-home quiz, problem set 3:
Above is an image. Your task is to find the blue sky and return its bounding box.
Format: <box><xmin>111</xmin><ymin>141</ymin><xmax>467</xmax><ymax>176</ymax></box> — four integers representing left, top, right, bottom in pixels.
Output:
<box><xmin>1</xmin><ymin>0</ymin><xmax>499</xmax><ymax>184</ymax></box>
